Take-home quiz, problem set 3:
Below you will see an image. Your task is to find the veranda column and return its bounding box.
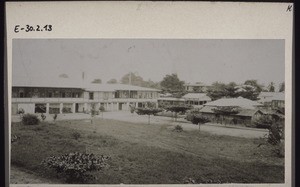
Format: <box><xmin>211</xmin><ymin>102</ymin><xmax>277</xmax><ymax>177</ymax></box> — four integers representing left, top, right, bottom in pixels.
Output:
<box><xmin>84</xmin><ymin>103</ymin><xmax>88</xmax><ymax>113</ymax></box>
<box><xmin>46</xmin><ymin>103</ymin><xmax>50</xmax><ymax>114</ymax></box>
<box><xmin>72</xmin><ymin>103</ymin><xmax>76</xmax><ymax>113</ymax></box>
<box><xmin>59</xmin><ymin>103</ymin><xmax>63</xmax><ymax>114</ymax></box>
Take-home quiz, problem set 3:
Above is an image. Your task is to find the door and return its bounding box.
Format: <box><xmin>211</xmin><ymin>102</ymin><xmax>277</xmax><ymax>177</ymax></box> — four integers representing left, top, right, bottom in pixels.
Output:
<box><xmin>119</xmin><ymin>103</ymin><xmax>122</xmax><ymax>110</ymax></box>
<box><xmin>75</xmin><ymin>103</ymin><xmax>79</xmax><ymax>113</ymax></box>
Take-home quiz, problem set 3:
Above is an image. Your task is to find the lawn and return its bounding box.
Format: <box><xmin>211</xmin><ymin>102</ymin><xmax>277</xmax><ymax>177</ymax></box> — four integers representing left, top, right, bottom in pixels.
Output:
<box><xmin>10</xmin><ymin>118</ymin><xmax>284</xmax><ymax>184</ymax></box>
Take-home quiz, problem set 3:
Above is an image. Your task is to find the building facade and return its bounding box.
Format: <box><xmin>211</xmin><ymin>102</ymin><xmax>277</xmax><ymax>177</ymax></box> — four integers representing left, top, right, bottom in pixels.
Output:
<box><xmin>11</xmin><ymin>83</ymin><xmax>160</xmax><ymax>115</ymax></box>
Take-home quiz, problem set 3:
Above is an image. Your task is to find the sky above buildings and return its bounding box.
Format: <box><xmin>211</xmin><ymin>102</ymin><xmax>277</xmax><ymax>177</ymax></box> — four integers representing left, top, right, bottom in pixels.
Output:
<box><xmin>13</xmin><ymin>39</ymin><xmax>284</xmax><ymax>89</ymax></box>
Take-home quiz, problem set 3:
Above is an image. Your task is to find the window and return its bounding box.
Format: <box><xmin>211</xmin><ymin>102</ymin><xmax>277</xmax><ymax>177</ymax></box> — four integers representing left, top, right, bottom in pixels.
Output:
<box><xmin>61</xmin><ymin>92</ymin><xmax>66</xmax><ymax>98</ymax></box>
<box><xmin>35</xmin><ymin>103</ymin><xmax>46</xmax><ymax>113</ymax></box>
<box><xmin>89</xmin><ymin>92</ymin><xmax>94</xmax><ymax>100</ymax></box>
<box><xmin>19</xmin><ymin>92</ymin><xmax>24</xmax><ymax>98</ymax></box>
<box><xmin>48</xmin><ymin>92</ymin><xmax>53</xmax><ymax>98</ymax></box>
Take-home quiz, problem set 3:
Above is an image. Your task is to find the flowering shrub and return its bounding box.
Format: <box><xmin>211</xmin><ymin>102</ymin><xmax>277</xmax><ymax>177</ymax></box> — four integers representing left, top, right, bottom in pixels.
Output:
<box><xmin>42</xmin><ymin>152</ymin><xmax>110</xmax><ymax>183</ymax></box>
<box><xmin>22</xmin><ymin>114</ymin><xmax>40</xmax><ymax>125</ymax></box>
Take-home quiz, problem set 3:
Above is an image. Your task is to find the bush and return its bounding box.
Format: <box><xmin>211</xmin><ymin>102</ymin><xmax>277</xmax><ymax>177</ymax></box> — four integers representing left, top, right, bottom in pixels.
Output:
<box><xmin>62</xmin><ymin>107</ymin><xmax>72</xmax><ymax>113</ymax></box>
<box><xmin>22</xmin><ymin>114</ymin><xmax>40</xmax><ymax>126</ymax></box>
<box><xmin>272</xmin><ymin>140</ymin><xmax>284</xmax><ymax>158</ymax></box>
<box><xmin>99</xmin><ymin>106</ymin><xmax>105</xmax><ymax>112</ymax></box>
<box><xmin>253</xmin><ymin>115</ymin><xmax>273</xmax><ymax>129</ymax></box>
<box><xmin>41</xmin><ymin>113</ymin><xmax>46</xmax><ymax>121</ymax></box>
<box><xmin>173</xmin><ymin>125</ymin><xmax>183</xmax><ymax>132</ymax></box>
<box><xmin>91</xmin><ymin>109</ymin><xmax>99</xmax><ymax>116</ymax></box>
<box><xmin>71</xmin><ymin>132</ymin><xmax>81</xmax><ymax>140</ymax></box>
<box><xmin>42</xmin><ymin>152</ymin><xmax>110</xmax><ymax>183</ymax></box>
<box><xmin>17</xmin><ymin>108</ymin><xmax>25</xmax><ymax>115</ymax></box>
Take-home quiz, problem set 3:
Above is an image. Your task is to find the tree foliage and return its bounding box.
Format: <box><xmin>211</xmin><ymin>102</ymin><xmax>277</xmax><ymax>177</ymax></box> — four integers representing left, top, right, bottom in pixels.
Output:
<box><xmin>244</xmin><ymin>80</ymin><xmax>263</xmax><ymax>92</ymax></box>
<box><xmin>160</xmin><ymin>74</ymin><xmax>185</xmax><ymax>92</ymax></box>
<box><xmin>234</xmin><ymin>84</ymin><xmax>260</xmax><ymax>100</ymax></box>
<box><xmin>91</xmin><ymin>79</ymin><xmax>102</xmax><ymax>84</ymax></box>
<box><xmin>268</xmin><ymin>82</ymin><xmax>275</xmax><ymax>92</ymax></box>
<box><xmin>207</xmin><ymin>82</ymin><xmax>239</xmax><ymax>100</ymax></box>
<box><xmin>165</xmin><ymin>105</ymin><xmax>192</xmax><ymax>121</ymax></box>
<box><xmin>107</xmin><ymin>78</ymin><xmax>117</xmax><ymax>84</ymax></box>
<box><xmin>211</xmin><ymin>106</ymin><xmax>241</xmax><ymax>115</ymax></box>
<box><xmin>120</xmin><ymin>72</ymin><xmax>160</xmax><ymax>89</ymax></box>
<box><xmin>253</xmin><ymin>114</ymin><xmax>284</xmax><ymax>145</ymax></box>
<box><xmin>206</xmin><ymin>82</ymin><xmax>228</xmax><ymax>100</ymax></box>
<box><xmin>279</xmin><ymin>82</ymin><xmax>285</xmax><ymax>92</ymax></box>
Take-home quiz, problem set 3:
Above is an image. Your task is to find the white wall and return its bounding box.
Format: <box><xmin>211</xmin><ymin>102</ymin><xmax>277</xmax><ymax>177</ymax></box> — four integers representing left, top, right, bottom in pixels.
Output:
<box><xmin>18</xmin><ymin>103</ymin><xmax>35</xmax><ymax>114</ymax></box>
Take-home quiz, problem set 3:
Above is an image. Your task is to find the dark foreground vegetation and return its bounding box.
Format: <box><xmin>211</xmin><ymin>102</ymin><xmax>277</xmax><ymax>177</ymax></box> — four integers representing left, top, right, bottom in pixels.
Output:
<box><xmin>11</xmin><ymin>119</ymin><xmax>284</xmax><ymax>184</ymax></box>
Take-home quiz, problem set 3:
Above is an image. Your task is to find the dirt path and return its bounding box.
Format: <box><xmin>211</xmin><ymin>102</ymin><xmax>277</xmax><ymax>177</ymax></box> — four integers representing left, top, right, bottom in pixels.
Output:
<box><xmin>97</xmin><ymin>111</ymin><xmax>268</xmax><ymax>138</ymax></box>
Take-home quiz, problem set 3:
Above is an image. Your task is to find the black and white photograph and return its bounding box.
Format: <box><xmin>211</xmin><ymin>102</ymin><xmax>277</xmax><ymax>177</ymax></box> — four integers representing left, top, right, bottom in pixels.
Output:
<box><xmin>5</xmin><ymin>1</ymin><xmax>293</xmax><ymax>187</ymax></box>
<box><xmin>10</xmin><ymin>38</ymin><xmax>286</xmax><ymax>184</ymax></box>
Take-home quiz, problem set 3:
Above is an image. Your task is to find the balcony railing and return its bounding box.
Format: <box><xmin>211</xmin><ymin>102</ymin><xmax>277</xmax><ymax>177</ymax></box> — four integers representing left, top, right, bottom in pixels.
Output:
<box><xmin>12</xmin><ymin>97</ymin><xmax>159</xmax><ymax>103</ymax></box>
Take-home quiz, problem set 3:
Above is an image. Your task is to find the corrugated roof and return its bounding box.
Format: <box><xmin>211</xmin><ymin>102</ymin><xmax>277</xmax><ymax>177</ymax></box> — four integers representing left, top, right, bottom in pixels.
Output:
<box><xmin>12</xmin><ymin>76</ymin><xmax>84</xmax><ymax>89</ymax></box>
<box><xmin>204</xmin><ymin>97</ymin><xmax>262</xmax><ymax>109</ymax></box>
<box><xmin>157</xmin><ymin>97</ymin><xmax>185</xmax><ymax>101</ymax></box>
<box><xmin>182</xmin><ymin>93</ymin><xmax>211</xmax><ymax>101</ymax></box>
<box><xmin>258</xmin><ymin>92</ymin><xmax>285</xmax><ymax>102</ymax></box>
<box><xmin>13</xmin><ymin>76</ymin><xmax>160</xmax><ymax>92</ymax></box>
<box><xmin>199</xmin><ymin>106</ymin><xmax>261</xmax><ymax>117</ymax></box>
<box><xmin>184</xmin><ymin>83</ymin><xmax>206</xmax><ymax>87</ymax></box>
<box><xmin>85</xmin><ymin>84</ymin><xmax>160</xmax><ymax>92</ymax></box>
<box><xmin>235</xmin><ymin>109</ymin><xmax>262</xmax><ymax>117</ymax></box>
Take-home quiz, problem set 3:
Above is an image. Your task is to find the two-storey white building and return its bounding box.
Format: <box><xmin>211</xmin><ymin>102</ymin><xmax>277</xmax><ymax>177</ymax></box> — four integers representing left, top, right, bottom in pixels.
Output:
<box><xmin>11</xmin><ymin>79</ymin><xmax>160</xmax><ymax>115</ymax></box>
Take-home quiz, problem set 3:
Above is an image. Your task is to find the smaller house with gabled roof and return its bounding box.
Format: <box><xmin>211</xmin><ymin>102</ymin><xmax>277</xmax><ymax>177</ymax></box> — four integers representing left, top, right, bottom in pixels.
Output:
<box><xmin>182</xmin><ymin>93</ymin><xmax>211</xmax><ymax>106</ymax></box>
<box><xmin>258</xmin><ymin>92</ymin><xmax>285</xmax><ymax>110</ymax></box>
<box><xmin>198</xmin><ymin>97</ymin><xmax>264</xmax><ymax>126</ymax></box>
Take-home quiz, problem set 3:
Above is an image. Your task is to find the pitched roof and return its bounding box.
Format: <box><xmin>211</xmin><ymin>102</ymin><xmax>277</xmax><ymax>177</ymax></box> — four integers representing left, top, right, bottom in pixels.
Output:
<box><xmin>184</xmin><ymin>82</ymin><xmax>206</xmax><ymax>87</ymax></box>
<box><xmin>13</xmin><ymin>76</ymin><xmax>160</xmax><ymax>92</ymax></box>
<box><xmin>204</xmin><ymin>97</ymin><xmax>262</xmax><ymax>109</ymax></box>
<box><xmin>199</xmin><ymin>106</ymin><xmax>261</xmax><ymax>117</ymax></box>
<box><xmin>12</xmin><ymin>76</ymin><xmax>83</xmax><ymax>89</ymax></box>
<box><xmin>258</xmin><ymin>92</ymin><xmax>285</xmax><ymax>102</ymax></box>
<box><xmin>157</xmin><ymin>97</ymin><xmax>185</xmax><ymax>101</ymax></box>
<box><xmin>182</xmin><ymin>93</ymin><xmax>211</xmax><ymax>101</ymax></box>
<box><xmin>85</xmin><ymin>84</ymin><xmax>160</xmax><ymax>92</ymax></box>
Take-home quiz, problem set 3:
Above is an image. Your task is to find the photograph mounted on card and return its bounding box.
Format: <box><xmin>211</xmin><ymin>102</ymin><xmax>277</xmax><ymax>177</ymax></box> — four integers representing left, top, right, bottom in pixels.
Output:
<box><xmin>5</xmin><ymin>1</ymin><xmax>293</xmax><ymax>187</ymax></box>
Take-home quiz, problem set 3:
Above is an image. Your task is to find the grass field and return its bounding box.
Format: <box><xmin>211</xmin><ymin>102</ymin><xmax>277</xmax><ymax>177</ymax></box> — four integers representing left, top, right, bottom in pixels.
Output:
<box><xmin>11</xmin><ymin>118</ymin><xmax>284</xmax><ymax>184</ymax></box>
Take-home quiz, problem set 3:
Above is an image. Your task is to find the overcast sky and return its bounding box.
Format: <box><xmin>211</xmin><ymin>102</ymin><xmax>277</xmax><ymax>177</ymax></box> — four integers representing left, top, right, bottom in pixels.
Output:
<box><xmin>13</xmin><ymin>39</ymin><xmax>284</xmax><ymax>88</ymax></box>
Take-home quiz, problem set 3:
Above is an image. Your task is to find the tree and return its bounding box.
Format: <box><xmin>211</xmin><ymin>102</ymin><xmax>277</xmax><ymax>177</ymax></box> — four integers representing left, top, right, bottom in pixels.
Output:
<box><xmin>107</xmin><ymin>78</ymin><xmax>117</xmax><ymax>84</ymax></box>
<box><xmin>160</xmin><ymin>74</ymin><xmax>185</xmax><ymax>92</ymax></box>
<box><xmin>279</xmin><ymin>82</ymin><xmax>285</xmax><ymax>92</ymax></box>
<box><xmin>190</xmin><ymin>114</ymin><xmax>210</xmax><ymax>131</ymax></box>
<box><xmin>121</xmin><ymin>72</ymin><xmax>144</xmax><ymax>86</ymax></box>
<box><xmin>234</xmin><ymin>80</ymin><xmax>264</xmax><ymax>100</ymax></box>
<box><xmin>99</xmin><ymin>105</ymin><xmax>105</xmax><ymax>118</ymax></box>
<box><xmin>224</xmin><ymin>82</ymin><xmax>238</xmax><ymax>98</ymax></box>
<box><xmin>91</xmin><ymin>79</ymin><xmax>102</xmax><ymax>84</ymax></box>
<box><xmin>206</xmin><ymin>82</ymin><xmax>227</xmax><ymax>100</ymax></box>
<box><xmin>135</xmin><ymin>108</ymin><xmax>163</xmax><ymax>124</ymax></box>
<box><xmin>165</xmin><ymin>105</ymin><xmax>192</xmax><ymax>121</ymax></box>
<box><xmin>268</xmin><ymin>82</ymin><xmax>275</xmax><ymax>92</ymax></box>
<box><xmin>244</xmin><ymin>80</ymin><xmax>263</xmax><ymax>92</ymax></box>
